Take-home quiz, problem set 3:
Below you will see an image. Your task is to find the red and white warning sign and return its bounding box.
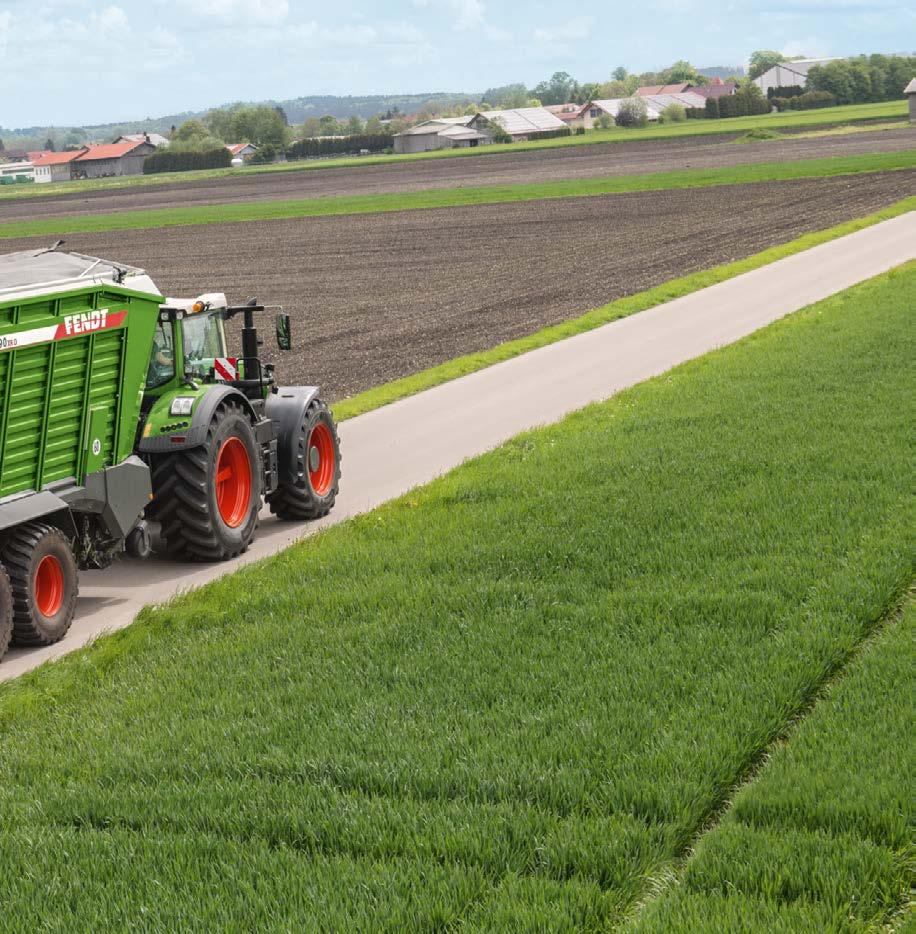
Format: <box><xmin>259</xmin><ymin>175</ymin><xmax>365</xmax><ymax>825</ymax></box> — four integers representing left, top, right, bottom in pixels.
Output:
<box><xmin>213</xmin><ymin>357</ymin><xmax>239</xmax><ymax>381</ymax></box>
<box><xmin>0</xmin><ymin>309</ymin><xmax>128</xmax><ymax>353</ymax></box>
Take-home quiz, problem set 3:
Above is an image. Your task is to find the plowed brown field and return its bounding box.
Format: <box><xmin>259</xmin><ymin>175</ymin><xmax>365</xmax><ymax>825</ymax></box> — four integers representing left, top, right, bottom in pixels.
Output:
<box><xmin>7</xmin><ymin>170</ymin><xmax>912</xmax><ymax>398</ymax></box>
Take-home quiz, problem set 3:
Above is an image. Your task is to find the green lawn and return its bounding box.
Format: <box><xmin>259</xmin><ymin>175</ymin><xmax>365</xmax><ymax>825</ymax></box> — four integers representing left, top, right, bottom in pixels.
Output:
<box><xmin>630</xmin><ymin>601</ymin><xmax>914</xmax><ymax>932</ymax></box>
<box><xmin>0</xmin><ymin>100</ymin><xmax>906</xmax><ymax>203</ymax></box>
<box><xmin>0</xmin><ymin>264</ymin><xmax>911</xmax><ymax>929</ymax></box>
<box><xmin>2</xmin><ymin>150</ymin><xmax>913</xmax><ymax>240</ymax></box>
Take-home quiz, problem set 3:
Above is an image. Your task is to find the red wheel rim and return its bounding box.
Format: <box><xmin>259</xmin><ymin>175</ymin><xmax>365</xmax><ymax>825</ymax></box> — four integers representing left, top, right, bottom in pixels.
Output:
<box><xmin>216</xmin><ymin>437</ymin><xmax>253</xmax><ymax>528</ymax></box>
<box><xmin>308</xmin><ymin>422</ymin><xmax>336</xmax><ymax>496</ymax></box>
<box><xmin>35</xmin><ymin>555</ymin><xmax>64</xmax><ymax>617</ymax></box>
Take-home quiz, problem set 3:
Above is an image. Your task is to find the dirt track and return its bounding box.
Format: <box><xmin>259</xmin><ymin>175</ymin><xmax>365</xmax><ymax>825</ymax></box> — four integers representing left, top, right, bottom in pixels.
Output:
<box><xmin>2</xmin><ymin>127</ymin><xmax>913</xmax><ymax>223</ymax></box>
<box><xmin>5</xmin><ymin>171</ymin><xmax>913</xmax><ymax>399</ymax></box>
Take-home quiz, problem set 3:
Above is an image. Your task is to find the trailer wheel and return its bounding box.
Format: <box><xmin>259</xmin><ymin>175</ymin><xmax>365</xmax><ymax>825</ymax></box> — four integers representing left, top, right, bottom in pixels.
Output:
<box><xmin>0</xmin><ymin>565</ymin><xmax>12</xmax><ymax>661</ymax></box>
<box><xmin>267</xmin><ymin>399</ymin><xmax>341</xmax><ymax>521</ymax></box>
<box><xmin>151</xmin><ymin>402</ymin><xmax>261</xmax><ymax>562</ymax></box>
<box><xmin>1</xmin><ymin>523</ymin><xmax>78</xmax><ymax>647</ymax></box>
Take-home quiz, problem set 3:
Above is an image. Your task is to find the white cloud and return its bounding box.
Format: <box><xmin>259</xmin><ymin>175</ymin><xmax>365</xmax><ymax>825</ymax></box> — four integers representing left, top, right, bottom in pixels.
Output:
<box><xmin>93</xmin><ymin>5</ymin><xmax>130</xmax><ymax>33</ymax></box>
<box><xmin>453</xmin><ymin>0</ymin><xmax>485</xmax><ymax>29</ymax></box>
<box><xmin>181</xmin><ymin>0</ymin><xmax>289</xmax><ymax>23</ymax></box>
<box><xmin>534</xmin><ymin>15</ymin><xmax>594</xmax><ymax>42</ymax></box>
<box><xmin>782</xmin><ymin>38</ymin><xmax>829</xmax><ymax>57</ymax></box>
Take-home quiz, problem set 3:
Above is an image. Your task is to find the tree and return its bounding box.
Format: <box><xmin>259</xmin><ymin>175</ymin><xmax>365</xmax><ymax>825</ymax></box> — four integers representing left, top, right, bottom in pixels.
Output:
<box><xmin>484</xmin><ymin>117</ymin><xmax>512</xmax><ymax>143</ymax></box>
<box><xmin>231</xmin><ymin>106</ymin><xmax>290</xmax><ymax>146</ymax></box>
<box><xmin>172</xmin><ymin>119</ymin><xmax>209</xmax><ymax>142</ymax></box>
<box><xmin>597</xmin><ymin>76</ymin><xmax>637</xmax><ymax>98</ymax></box>
<box><xmin>319</xmin><ymin>114</ymin><xmax>342</xmax><ymax>136</ymax></box>
<box><xmin>533</xmin><ymin>71</ymin><xmax>578</xmax><ymax>105</ymax></box>
<box><xmin>300</xmin><ymin>117</ymin><xmax>322</xmax><ymax>138</ymax></box>
<box><xmin>480</xmin><ymin>83</ymin><xmax>530</xmax><ymax>108</ymax></box>
<box><xmin>596</xmin><ymin>113</ymin><xmax>614</xmax><ymax>130</ymax></box>
<box><xmin>658</xmin><ymin>103</ymin><xmax>686</xmax><ymax>123</ymax></box>
<box><xmin>44</xmin><ymin>137</ymin><xmax>56</xmax><ymax>152</ymax></box>
<box><xmin>347</xmin><ymin>115</ymin><xmax>364</xmax><ymax>135</ymax></box>
<box><xmin>748</xmin><ymin>50</ymin><xmax>787</xmax><ymax>80</ymax></box>
<box><xmin>364</xmin><ymin>116</ymin><xmax>384</xmax><ymax>133</ymax></box>
<box><xmin>662</xmin><ymin>60</ymin><xmax>700</xmax><ymax>84</ymax></box>
<box><xmin>614</xmin><ymin>97</ymin><xmax>648</xmax><ymax>128</ymax></box>
<box><xmin>612</xmin><ymin>66</ymin><xmax>628</xmax><ymax>81</ymax></box>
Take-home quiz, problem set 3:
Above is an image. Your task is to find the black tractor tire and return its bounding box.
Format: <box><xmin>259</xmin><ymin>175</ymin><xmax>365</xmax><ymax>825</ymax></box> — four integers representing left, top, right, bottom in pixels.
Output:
<box><xmin>1</xmin><ymin>523</ymin><xmax>79</xmax><ymax>647</ymax></box>
<box><xmin>0</xmin><ymin>565</ymin><xmax>12</xmax><ymax>661</ymax></box>
<box><xmin>267</xmin><ymin>399</ymin><xmax>341</xmax><ymax>521</ymax></box>
<box><xmin>149</xmin><ymin>402</ymin><xmax>262</xmax><ymax>562</ymax></box>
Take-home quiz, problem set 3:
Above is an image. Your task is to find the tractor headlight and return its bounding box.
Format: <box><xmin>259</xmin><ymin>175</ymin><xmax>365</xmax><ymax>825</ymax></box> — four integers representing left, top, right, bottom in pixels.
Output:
<box><xmin>170</xmin><ymin>396</ymin><xmax>196</xmax><ymax>416</ymax></box>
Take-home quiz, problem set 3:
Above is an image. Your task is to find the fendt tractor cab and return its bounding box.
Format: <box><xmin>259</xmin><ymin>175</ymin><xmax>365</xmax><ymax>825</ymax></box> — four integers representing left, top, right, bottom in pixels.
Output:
<box><xmin>0</xmin><ymin>248</ymin><xmax>340</xmax><ymax>662</ymax></box>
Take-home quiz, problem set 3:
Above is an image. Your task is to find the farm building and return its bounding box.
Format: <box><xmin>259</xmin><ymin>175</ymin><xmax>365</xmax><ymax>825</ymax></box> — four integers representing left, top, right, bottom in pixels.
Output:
<box><xmin>72</xmin><ymin>139</ymin><xmax>156</xmax><ymax>179</ymax></box>
<box><xmin>0</xmin><ymin>161</ymin><xmax>35</xmax><ymax>184</ymax></box>
<box><xmin>753</xmin><ymin>58</ymin><xmax>835</xmax><ymax>96</ymax></box>
<box><xmin>636</xmin><ymin>82</ymin><xmax>692</xmax><ymax>96</ymax></box>
<box><xmin>691</xmin><ymin>77</ymin><xmax>738</xmax><ymax>99</ymax></box>
<box><xmin>30</xmin><ymin>149</ymin><xmax>87</xmax><ymax>184</ymax></box>
<box><xmin>580</xmin><ymin>91</ymin><xmax>707</xmax><ymax>128</ymax></box>
<box><xmin>906</xmin><ymin>77</ymin><xmax>916</xmax><ymax>122</ymax></box>
<box><xmin>226</xmin><ymin>143</ymin><xmax>258</xmax><ymax>162</ymax></box>
<box><xmin>394</xmin><ymin>107</ymin><xmax>567</xmax><ymax>153</ymax></box>
<box><xmin>117</xmin><ymin>132</ymin><xmax>170</xmax><ymax>148</ymax></box>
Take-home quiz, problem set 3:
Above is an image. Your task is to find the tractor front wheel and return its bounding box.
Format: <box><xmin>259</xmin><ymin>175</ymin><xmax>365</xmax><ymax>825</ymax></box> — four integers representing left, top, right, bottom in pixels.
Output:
<box><xmin>267</xmin><ymin>399</ymin><xmax>341</xmax><ymax>521</ymax></box>
<box><xmin>0</xmin><ymin>565</ymin><xmax>12</xmax><ymax>660</ymax></box>
<box><xmin>151</xmin><ymin>402</ymin><xmax>261</xmax><ymax>562</ymax></box>
<box><xmin>1</xmin><ymin>523</ymin><xmax>79</xmax><ymax>646</ymax></box>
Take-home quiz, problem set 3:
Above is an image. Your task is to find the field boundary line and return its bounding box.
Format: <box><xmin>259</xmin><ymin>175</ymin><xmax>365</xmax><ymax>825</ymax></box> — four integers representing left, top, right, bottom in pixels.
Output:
<box><xmin>619</xmin><ymin>586</ymin><xmax>914</xmax><ymax>930</ymax></box>
<box><xmin>1</xmin><ymin>151</ymin><xmax>913</xmax><ymax>240</ymax></box>
<box><xmin>332</xmin><ymin>199</ymin><xmax>916</xmax><ymax>420</ymax></box>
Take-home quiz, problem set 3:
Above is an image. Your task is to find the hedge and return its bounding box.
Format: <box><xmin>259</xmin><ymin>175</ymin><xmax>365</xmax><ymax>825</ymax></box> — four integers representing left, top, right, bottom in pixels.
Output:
<box><xmin>717</xmin><ymin>93</ymin><xmax>771</xmax><ymax>118</ymax></box>
<box><xmin>143</xmin><ymin>149</ymin><xmax>231</xmax><ymax>174</ymax></box>
<box><xmin>287</xmin><ymin>134</ymin><xmax>393</xmax><ymax>158</ymax></box>
<box><xmin>771</xmin><ymin>90</ymin><xmax>837</xmax><ymax>112</ymax></box>
<box><xmin>767</xmin><ymin>85</ymin><xmax>804</xmax><ymax>100</ymax></box>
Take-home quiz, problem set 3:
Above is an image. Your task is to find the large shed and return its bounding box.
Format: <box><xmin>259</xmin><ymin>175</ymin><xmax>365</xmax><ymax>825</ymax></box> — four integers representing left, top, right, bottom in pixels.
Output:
<box><xmin>752</xmin><ymin>58</ymin><xmax>835</xmax><ymax>96</ymax></box>
<box><xmin>72</xmin><ymin>140</ymin><xmax>156</xmax><ymax>179</ymax></box>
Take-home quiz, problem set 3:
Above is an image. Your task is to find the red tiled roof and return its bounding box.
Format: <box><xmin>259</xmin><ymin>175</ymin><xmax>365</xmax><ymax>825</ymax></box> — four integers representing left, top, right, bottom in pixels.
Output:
<box><xmin>31</xmin><ymin>150</ymin><xmax>87</xmax><ymax>166</ymax></box>
<box><xmin>75</xmin><ymin>141</ymin><xmax>146</xmax><ymax>162</ymax></box>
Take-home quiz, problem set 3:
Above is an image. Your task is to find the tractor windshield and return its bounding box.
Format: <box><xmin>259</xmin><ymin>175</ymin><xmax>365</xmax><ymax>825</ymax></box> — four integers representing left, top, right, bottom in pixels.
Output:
<box><xmin>182</xmin><ymin>312</ymin><xmax>227</xmax><ymax>364</ymax></box>
<box><xmin>146</xmin><ymin>321</ymin><xmax>176</xmax><ymax>389</ymax></box>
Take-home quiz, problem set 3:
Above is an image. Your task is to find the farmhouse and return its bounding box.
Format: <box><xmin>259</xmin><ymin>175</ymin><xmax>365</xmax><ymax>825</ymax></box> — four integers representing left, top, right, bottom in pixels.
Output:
<box><xmin>580</xmin><ymin>91</ymin><xmax>707</xmax><ymax>128</ymax></box>
<box><xmin>906</xmin><ymin>77</ymin><xmax>916</xmax><ymax>122</ymax></box>
<box><xmin>394</xmin><ymin>107</ymin><xmax>566</xmax><ymax>154</ymax></box>
<box><xmin>753</xmin><ymin>58</ymin><xmax>835</xmax><ymax>96</ymax></box>
<box><xmin>30</xmin><ymin>149</ymin><xmax>87</xmax><ymax>184</ymax></box>
<box><xmin>72</xmin><ymin>139</ymin><xmax>156</xmax><ymax>179</ymax></box>
<box><xmin>0</xmin><ymin>161</ymin><xmax>35</xmax><ymax>184</ymax></box>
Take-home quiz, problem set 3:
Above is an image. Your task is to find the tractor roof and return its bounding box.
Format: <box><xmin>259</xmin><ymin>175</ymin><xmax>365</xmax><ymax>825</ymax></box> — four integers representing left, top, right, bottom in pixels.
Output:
<box><xmin>0</xmin><ymin>249</ymin><xmax>158</xmax><ymax>302</ymax></box>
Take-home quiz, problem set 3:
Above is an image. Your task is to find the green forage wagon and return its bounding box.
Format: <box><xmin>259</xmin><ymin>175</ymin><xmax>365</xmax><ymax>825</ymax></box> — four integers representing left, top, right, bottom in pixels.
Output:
<box><xmin>0</xmin><ymin>247</ymin><xmax>340</xmax><ymax>660</ymax></box>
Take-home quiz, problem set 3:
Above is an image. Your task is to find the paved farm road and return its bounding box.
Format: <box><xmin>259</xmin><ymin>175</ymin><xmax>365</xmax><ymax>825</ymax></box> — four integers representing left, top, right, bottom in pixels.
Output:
<box><xmin>2</xmin><ymin>212</ymin><xmax>913</xmax><ymax>681</ymax></box>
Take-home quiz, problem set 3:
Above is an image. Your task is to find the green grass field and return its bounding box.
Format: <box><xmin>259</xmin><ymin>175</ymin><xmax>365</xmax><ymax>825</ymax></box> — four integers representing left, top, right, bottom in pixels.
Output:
<box><xmin>0</xmin><ymin>100</ymin><xmax>906</xmax><ymax>203</ymax></box>
<box><xmin>0</xmin><ymin>264</ymin><xmax>911</xmax><ymax>929</ymax></box>
<box><xmin>2</xmin><ymin>150</ymin><xmax>913</xmax><ymax>240</ymax></box>
<box><xmin>631</xmin><ymin>601</ymin><xmax>914</xmax><ymax>932</ymax></box>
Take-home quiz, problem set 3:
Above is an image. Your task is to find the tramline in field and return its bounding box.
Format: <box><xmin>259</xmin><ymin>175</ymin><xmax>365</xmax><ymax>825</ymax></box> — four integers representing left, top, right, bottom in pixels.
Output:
<box><xmin>0</xmin><ymin>247</ymin><xmax>340</xmax><ymax>660</ymax></box>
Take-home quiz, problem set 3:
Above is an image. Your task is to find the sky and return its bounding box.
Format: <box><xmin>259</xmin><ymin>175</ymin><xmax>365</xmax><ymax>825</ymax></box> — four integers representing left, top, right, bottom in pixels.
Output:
<box><xmin>0</xmin><ymin>0</ymin><xmax>912</xmax><ymax>128</ymax></box>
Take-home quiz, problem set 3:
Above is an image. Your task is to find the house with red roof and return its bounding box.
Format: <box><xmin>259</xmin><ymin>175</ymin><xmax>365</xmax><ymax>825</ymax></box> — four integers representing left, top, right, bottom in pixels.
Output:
<box><xmin>30</xmin><ymin>149</ymin><xmax>88</xmax><ymax>184</ymax></box>
<box><xmin>72</xmin><ymin>139</ymin><xmax>156</xmax><ymax>179</ymax></box>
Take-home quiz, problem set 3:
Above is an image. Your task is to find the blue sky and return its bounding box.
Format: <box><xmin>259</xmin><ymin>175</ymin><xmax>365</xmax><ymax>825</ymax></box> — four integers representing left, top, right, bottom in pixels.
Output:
<box><xmin>1</xmin><ymin>0</ymin><xmax>911</xmax><ymax>127</ymax></box>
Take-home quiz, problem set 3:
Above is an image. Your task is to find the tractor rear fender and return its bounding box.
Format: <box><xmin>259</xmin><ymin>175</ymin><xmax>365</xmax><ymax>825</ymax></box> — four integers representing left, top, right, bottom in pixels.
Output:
<box><xmin>265</xmin><ymin>386</ymin><xmax>321</xmax><ymax>484</ymax></box>
<box><xmin>139</xmin><ymin>385</ymin><xmax>262</xmax><ymax>454</ymax></box>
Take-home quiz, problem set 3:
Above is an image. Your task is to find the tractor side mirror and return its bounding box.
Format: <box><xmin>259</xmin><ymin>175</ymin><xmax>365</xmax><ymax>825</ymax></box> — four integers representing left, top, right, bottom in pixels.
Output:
<box><xmin>276</xmin><ymin>312</ymin><xmax>292</xmax><ymax>351</ymax></box>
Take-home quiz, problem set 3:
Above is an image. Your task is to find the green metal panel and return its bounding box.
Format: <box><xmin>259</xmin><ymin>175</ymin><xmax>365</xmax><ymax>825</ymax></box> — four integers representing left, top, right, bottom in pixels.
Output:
<box><xmin>0</xmin><ymin>283</ymin><xmax>161</xmax><ymax>498</ymax></box>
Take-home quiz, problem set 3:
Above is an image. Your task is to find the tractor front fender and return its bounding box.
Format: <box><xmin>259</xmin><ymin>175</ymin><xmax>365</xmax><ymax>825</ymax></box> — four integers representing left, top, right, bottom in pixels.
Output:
<box><xmin>139</xmin><ymin>385</ymin><xmax>259</xmax><ymax>454</ymax></box>
<box><xmin>265</xmin><ymin>386</ymin><xmax>321</xmax><ymax>484</ymax></box>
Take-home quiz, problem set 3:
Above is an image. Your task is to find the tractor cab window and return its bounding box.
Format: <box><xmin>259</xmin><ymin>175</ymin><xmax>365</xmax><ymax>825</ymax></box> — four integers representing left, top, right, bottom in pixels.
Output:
<box><xmin>146</xmin><ymin>321</ymin><xmax>176</xmax><ymax>389</ymax></box>
<box><xmin>182</xmin><ymin>311</ymin><xmax>227</xmax><ymax>366</ymax></box>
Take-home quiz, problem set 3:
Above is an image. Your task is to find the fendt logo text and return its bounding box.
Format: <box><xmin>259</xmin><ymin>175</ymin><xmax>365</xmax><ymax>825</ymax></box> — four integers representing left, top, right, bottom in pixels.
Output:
<box><xmin>64</xmin><ymin>309</ymin><xmax>110</xmax><ymax>335</ymax></box>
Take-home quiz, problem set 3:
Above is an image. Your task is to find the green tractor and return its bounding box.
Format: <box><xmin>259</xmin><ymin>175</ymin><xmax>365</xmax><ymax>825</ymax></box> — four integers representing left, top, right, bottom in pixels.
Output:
<box><xmin>0</xmin><ymin>248</ymin><xmax>340</xmax><ymax>660</ymax></box>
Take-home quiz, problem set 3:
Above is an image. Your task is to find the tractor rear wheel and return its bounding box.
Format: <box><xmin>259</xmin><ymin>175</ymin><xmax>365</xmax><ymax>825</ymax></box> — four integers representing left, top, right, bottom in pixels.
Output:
<box><xmin>0</xmin><ymin>565</ymin><xmax>12</xmax><ymax>660</ymax></box>
<box><xmin>267</xmin><ymin>399</ymin><xmax>341</xmax><ymax>521</ymax></box>
<box><xmin>1</xmin><ymin>523</ymin><xmax>78</xmax><ymax>647</ymax></box>
<box><xmin>151</xmin><ymin>402</ymin><xmax>261</xmax><ymax>562</ymax></box>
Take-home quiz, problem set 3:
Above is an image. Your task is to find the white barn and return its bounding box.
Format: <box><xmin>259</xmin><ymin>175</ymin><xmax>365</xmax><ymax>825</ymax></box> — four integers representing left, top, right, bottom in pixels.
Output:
<box><xmin>753</xmin><ymin>58</ymin><xmax>835</xmax><ymax>96</ymax></box>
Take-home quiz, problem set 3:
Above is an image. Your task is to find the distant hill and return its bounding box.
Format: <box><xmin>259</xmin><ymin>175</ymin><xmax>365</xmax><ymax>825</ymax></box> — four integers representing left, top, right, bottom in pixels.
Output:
<box><xmin>1</xmin><ymin>92</ymin><xmax>477</xmax><ymax>149</ymax></box>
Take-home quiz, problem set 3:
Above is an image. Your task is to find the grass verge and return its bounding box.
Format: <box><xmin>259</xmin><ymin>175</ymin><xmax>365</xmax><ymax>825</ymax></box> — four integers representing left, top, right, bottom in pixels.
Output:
<box><xmin>628</xmin><ymin>599</ymin><xmax>914</xmax><ymax>932</ymax></box>
<box><xmin>1</xmin><ymin>150</ymin><xmax>913</xmax><ymax>240</ymax></box>
<box><xmin>332</xmin><ymin>197</ymin><xmax>916</xmax><ymax>420</ymax></box>
<box><xmin>0</xmin><ymin>264</ymin><xmax>911</xmax><ymax>928</ymax></box>
<box><xmin>0</xmin><ymin>101</ymin><xmax>906</xmax><ymax>202</ymax></box>
<box><xmin>734</xmin><ymin>119</ymin><xmax>909</xmax><ymax>144</ymax></box>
